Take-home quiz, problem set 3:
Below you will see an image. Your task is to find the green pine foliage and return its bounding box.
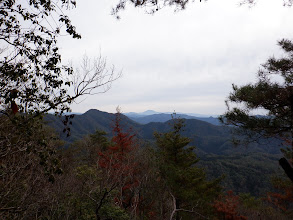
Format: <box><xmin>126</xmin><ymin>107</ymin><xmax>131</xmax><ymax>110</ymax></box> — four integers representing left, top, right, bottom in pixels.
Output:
<box><xmin>154</xmin><ymin>116</ymin><xmax>222</xmax><ymax>219</ymax></box>
<box><xmin>221</xmin><ymin>39</ymin><xmax>293</xmax><ymax>183</ymax></box>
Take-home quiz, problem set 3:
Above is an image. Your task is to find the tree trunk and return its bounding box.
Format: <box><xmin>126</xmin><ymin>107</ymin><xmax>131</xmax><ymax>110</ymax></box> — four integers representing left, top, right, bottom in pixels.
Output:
<box><xmin>284</xmin><ymin>93</ymin><xmax>293</xmax><ymax>183</ymax></box>
<box><xmin>175</xmin><ymin>199</ymin><xmax>180</xmax><ymax>220</ymax></box>
<box><xmin>96</xmin><ymin>190</ymin><xmax>109</xmax><ymax>220</ymax></box>
<box><xmin>279</xmin><ymin>157</ymin><xmax>293</xmax><ymax>183</ymax></box>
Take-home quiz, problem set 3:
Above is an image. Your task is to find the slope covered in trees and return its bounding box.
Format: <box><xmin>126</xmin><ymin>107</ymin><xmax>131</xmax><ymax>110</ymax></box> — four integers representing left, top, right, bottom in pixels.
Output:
<box><xmin>46</xmin><ymin>109</ymin><xmax>282</xmax><ymax>155</ymax></box>
<box><xmin>2</xmin><ymin>0</ymin><xmax>293</xmax><ymax>219</ymax></box>
<box><xmin>44</xmin><ymin>110</ymin><xmax>284</xmax><ymax>197</ymax></box>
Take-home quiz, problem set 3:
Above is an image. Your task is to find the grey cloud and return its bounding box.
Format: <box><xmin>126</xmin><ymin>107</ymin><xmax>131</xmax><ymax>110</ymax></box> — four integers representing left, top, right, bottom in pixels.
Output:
<box><xmin>61</xmin><ymin>0</ymin><xmax>293</xmax><ymax>114</ymax></box>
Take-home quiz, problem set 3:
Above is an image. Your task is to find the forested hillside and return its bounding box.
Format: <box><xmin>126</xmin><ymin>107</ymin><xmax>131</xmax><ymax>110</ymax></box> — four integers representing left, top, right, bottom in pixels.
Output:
<box><xmin>2</xmin><ymin>0</ymin><xmax>293</xmax><ymax>219</ymax></box>
<box><xmin>46</xmin><ymin>109</ymin><xmax>282</xmax><ymax>155</ymax></box>
<box><xmin>46</xmin><ymin>109</ymin><xmax>283</xmax><ymax>197</ymax></box>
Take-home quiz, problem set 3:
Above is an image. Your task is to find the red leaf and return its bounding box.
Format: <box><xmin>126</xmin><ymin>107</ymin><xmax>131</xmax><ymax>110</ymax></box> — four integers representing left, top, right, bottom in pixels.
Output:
<box><xmin>11</xmin><ymin>101</ymin><xmax>19</xmax><ymax>114</ymax></box>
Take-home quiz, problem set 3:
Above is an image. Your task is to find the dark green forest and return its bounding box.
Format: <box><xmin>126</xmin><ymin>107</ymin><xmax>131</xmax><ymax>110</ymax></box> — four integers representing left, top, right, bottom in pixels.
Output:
<box><xmin>45</xmin><ymin>109</ymin><xmax>286</xmax><ymax>197</ymax></box>
<box><xmin>1</xmin><ymin>0</ymin><xmax>293</xmax><ymax>219</ymax></box>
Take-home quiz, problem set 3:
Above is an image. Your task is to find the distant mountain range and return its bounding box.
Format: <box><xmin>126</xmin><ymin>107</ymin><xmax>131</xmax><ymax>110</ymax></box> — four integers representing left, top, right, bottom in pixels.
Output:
<box><xmin>124</xmin><ymin>112</ymin><xmax>221</xmax><ymax>126</ymax></box>
<box><xmin>45</xmin><ymin>109</ymin><xmax>283</xmax><ymax>196</ymax></box>
<box><xmin>124</xmin><ymin>110</ymin><xmax>218</xmax><ymax>118</ymax></box>
<box><xmin>45</xmin><ymin>109</ymin><xmax>281</xmax><ymax>156</ymax></box>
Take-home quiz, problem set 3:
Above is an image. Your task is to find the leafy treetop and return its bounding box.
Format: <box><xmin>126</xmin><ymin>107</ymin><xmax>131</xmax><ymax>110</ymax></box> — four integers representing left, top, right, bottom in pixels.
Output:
<box><xmin>112</xmin><ymin>0</ymin><xmax>293</xmax><ymax>19</ymax></box>
<box><xmin>1</xmin><ymin>1</ymin><xmax>119</xmax><ymax>117</ymax></box>
<box><xmin>155</xmin><ymin>116</ymin><xmax>221</xmax><ymax>219</ymax></box>
<box><xmin>220</xmin><ymin>39</ymin><xmax>293</xmax><ymax>182</ymax></box>
<box><xmin>112</xmin><ymin>0</ymin><xmax>196</xmax><ymax>18</ymax></box>
<box><xmin>221</xmin><ymin>39</ymin><xmax>293</xmax><ymax>141</ymax></box>
<box><xmin>0</xmin><ymin>0</ymin><xmax>81</xmax><ymax>115</ymax></box>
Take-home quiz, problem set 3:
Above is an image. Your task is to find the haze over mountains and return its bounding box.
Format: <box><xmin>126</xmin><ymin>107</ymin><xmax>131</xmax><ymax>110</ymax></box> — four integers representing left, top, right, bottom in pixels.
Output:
<box><xmin>46</xmin><ymin>109</ymin><xmax>280</xmax><ymax>155</ymax></box>
<box><xmin>45</xmin><ymin>109</ymin><xmax>283</xmax><ymax>196</ymax></box>
<box><xmin>123</xmin><ymin>110</ymin><xmax>221</xmax><ymax>126</ymax></box>
<box><xmin>124</xmin><ymin>110</ymin><xmax>218</xmax><ymax>118</ymax></box>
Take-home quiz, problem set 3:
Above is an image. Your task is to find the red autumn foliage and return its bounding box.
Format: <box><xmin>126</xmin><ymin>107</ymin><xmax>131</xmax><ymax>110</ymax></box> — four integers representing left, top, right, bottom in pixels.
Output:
<box><xmin>213</xmin><ymin>190</ymin><xmax>247</xmax><ymax>220</ymax></box>
<box><xmin>267</xmin><ymin>181</ymin><xmax>293</xmax><ymax>212</ymax></box>
<box><xmin>98</xmin><ymin>110</ymin><xmax>140</xmax><ymax>210</ymax></box>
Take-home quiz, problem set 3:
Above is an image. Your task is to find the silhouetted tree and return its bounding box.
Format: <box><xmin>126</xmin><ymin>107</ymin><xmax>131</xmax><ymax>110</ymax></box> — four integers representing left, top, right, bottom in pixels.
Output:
<box><xmin>0</xmin><ymin>1</ymin><xmax>119</xmax><ymax>218</ymax></box>
<box><xmin>239</xmin><ymin>0</ymin><xmax>293</xmax><ymax>7</ymax></box>
<box><xmin>0</xmin><ymin>1</ymin><xmax>120</xmax><ymax>117</ymax></box>
<box><xmin>220</xmin><ymin>39</ymin><xmax>293</xmax><ymax>182</ymax></box>
<box><xmin>112</xmin><ymin>0</ymin><xmax>293</xmax><ymax>19</ymax></box>
<box><xmin>112</xmin><ymin>0</ymin><xmax>197</xmax><ymax>18</ymax></box>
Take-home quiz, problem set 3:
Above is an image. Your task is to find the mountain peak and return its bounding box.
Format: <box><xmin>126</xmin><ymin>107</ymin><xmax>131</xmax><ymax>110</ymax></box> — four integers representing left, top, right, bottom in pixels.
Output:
<box><xmin>85</xmin><ymin>109</ymin><xmax>101</xmax><ymax>114</ymax></box>
<box><xmin>141</xmin><ymin>110</ymin><xmax>159</xmax><ymax>115</ymax></box>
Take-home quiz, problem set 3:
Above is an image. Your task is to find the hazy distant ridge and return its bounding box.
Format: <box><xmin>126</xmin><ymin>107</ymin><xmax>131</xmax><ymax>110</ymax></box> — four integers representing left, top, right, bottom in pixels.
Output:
<box><xmin>46</xmin><ymin>109</ymin><xmax>280</xmax><ymax>155</ymax></box>
<box><xmin>45</xmin><ymin>109</ymin><xmax>282</xmax><ymax>196</ymax></box>
<box><xmin>123</xmin><ymin>110</ymin><xmax>221</xmax><ymax>125</ymax></box>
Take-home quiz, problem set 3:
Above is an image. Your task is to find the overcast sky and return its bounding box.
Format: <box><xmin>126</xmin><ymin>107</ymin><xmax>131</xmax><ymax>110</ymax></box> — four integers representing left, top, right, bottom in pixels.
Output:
<box><xmin>58</xmin><ymin>0</ymin><xmax>293</xmax><ymax>115</ymax></box>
